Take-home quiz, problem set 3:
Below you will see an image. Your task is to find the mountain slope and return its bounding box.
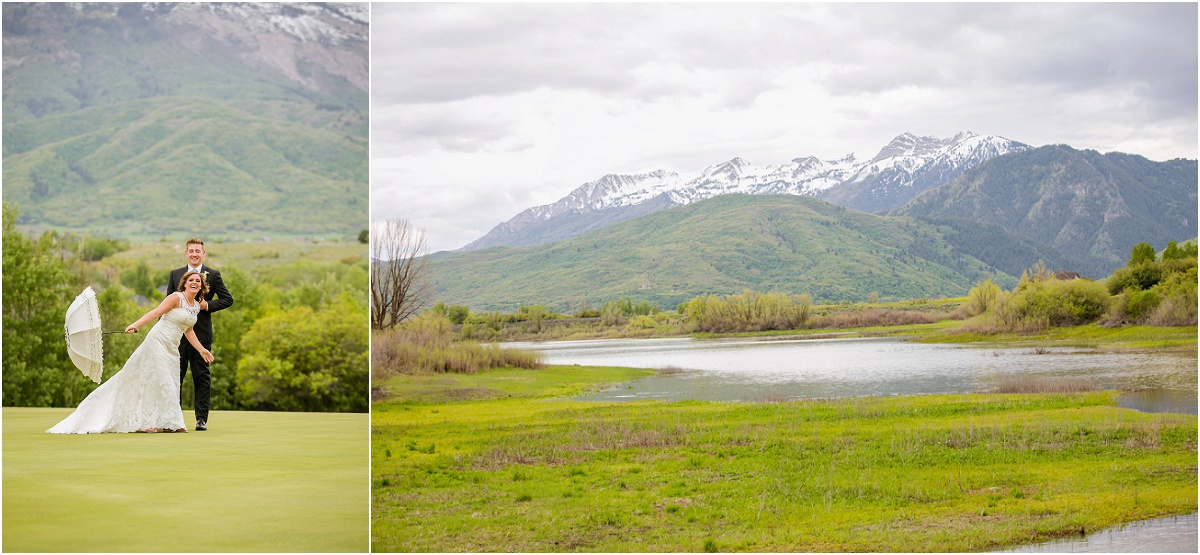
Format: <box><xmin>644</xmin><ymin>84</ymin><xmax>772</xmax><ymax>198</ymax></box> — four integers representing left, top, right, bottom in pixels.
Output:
<box><xmin>893</xmin><ymin>145</ymin><xmax>1198</xmax><ymax>274</ymax></box>
<box><xmin>3</xmin><ymin>97</ymin><xmax>366</xmax><ymax>237</ymax></box>
<box><xmin>2</xmin><ymin>3</ymin><xmax>367</xmax><ymax>239</ymax></box>
<box><xmin>429</xmin><ymin>194</ymin><xmax>1036</xmax><ymax>312</ymax></box>
<box><xmin>3</xmin><ymin>3</ymin><xmax>368</xmax><ymax>121</ymax></box>
<box><xmin>462</xmin><ymin>131</ymin><xmax>1028</xmax><ymax>251</ymax></box>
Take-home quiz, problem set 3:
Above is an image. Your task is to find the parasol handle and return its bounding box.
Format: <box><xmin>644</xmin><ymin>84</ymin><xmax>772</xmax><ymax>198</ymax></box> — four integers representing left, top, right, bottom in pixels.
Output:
<box><xmin>102</xmin><ymin>330</ymin><xmax>137</xmax><ymax>335</ymax></box>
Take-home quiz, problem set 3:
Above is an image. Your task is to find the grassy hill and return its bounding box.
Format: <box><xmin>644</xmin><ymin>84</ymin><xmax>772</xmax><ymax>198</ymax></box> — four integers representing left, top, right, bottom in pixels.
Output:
<box><xmin>2</xmin><ymin>3</ymin><xmax>367</xmax><ymax>241</ymax></box>
<box><xmin>426</xmin><ymin>194</ymin><xmax>1035</xmax><ymax>312</ymax></box>
<box><xmin>4</xmin><ymin>97</ymin><xmax>367</xmax><ymax>239</ymax></box>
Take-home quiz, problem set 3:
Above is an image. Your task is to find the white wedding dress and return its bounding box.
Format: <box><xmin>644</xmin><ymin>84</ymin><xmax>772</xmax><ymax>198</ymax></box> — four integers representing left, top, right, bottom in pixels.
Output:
<box><xmin>48</xmin><ymin>292</ymin><xmax>198</xmax><ymax>434</ymax></box>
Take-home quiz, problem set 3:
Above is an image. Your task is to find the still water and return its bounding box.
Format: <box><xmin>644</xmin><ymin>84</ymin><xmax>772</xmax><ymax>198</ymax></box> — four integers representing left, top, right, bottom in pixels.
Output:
<box><xmin>995</xmin><ymin>513</ymin><xmax>1197</xmax><ymax>553</ymax></box>
<box><xmin>510</xmin><ymin>336</ymin><xmax>1197</xmax><ymax>413</ymax></box>
<box><xmin>510</xmin><ymin>335</ymin><xmax>1198</xmax><ymax>552</ymax></box>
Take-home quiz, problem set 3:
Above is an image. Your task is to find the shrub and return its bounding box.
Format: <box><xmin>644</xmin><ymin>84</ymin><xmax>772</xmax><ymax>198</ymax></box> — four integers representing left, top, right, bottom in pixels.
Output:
<box><xmin>628</xmin><ymin>315</ymin><xmax>657</xmax><ymax>329</ymax></box>
<box><xmin>1003</xmin><ymin>276</ymin><xmax>1110</xmax><ymax>329</ymax></box>
<box><xmin>1106</xmin><ymin>263</ymin><xmax>1162</xmax><ymax>294</ymax></box>
<box><xmin>371</xmin><ymin>313</ymin><xmax>542</xmax><ymax>376</ymax></box>
<box><xmin>1146</xmin><ymin>266</ymin><xmax>1198</xmax><ymax>326</ymax></box>
<box><xmin>684</xmin><ymin>290</ymin><xmax>812</xmax><ymax>333</ymax></box>
<box><xmin>1125</xmin><ymin>289</ymin><xmax>1162</xmax><ymax>321</ymax></box>
<box><xmin>810</xmin><ymin>308</ymin><xmax>940</xmax><ymax>329</ymax></box>
<box><xmin>963</xmin><ymin>279</ymin><xmax>1001</xmax><ymax>317</ymax></box>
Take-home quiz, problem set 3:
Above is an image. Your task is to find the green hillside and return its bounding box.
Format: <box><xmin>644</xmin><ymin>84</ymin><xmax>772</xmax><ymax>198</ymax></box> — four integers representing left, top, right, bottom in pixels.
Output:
<box><xmin>2</xmin><ymin>3</ymin><xmax>367</xmax><ymax>240</ymax></box>
<box><xmin>4</xmin><ymin>97</ymin><xmax>366</xmax><ymax>239</ymax></box>
<box><xmin>426</xmin><ymin>194</ymin><xmax>1028</xmax><ymax>312</ymax></box>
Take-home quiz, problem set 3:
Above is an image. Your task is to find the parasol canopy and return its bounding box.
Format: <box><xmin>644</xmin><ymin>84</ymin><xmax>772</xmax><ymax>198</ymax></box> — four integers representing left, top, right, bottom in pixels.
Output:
<box><xmin>64</xmin><ymin>286</ymin><xmax>104</xmax><ymax>383</ymax></box>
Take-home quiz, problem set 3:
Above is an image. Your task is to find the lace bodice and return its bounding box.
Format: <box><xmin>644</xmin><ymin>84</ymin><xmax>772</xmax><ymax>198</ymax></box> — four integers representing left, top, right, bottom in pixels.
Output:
<box><xmin>154</xmin><ymin>292</ymin><xmax>198</xmax><ymax>339</ymax></box>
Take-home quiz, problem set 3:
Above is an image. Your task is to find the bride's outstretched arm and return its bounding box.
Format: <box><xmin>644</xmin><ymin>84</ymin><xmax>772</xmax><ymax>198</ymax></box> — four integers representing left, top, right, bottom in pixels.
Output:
<box><xmin>184</xmin><ymin>327</ymin><xmax>214</xmax><ymax>363</ymax></box>
<box><xmin>125</xmin><ymin>294</ymin><xmax>180</xmax><ymax>333</ymax></box>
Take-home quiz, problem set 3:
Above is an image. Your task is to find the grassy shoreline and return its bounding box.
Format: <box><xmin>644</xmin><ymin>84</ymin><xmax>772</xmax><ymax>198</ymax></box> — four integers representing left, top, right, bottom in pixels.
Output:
<box><xmin>372</xmin><ymin>366</ymin><xmax>1197</xmax><ymax>552</ymax></box>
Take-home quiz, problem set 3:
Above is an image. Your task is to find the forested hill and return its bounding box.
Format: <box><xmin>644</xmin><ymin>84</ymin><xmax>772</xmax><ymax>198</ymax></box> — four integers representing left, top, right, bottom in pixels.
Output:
<box><xmin>425</xmin><ymin>194</ymin><xmax>1072</xmax><ymax>312</ymax></box>
<box><xmin>2</xmin><ymin>3</ymin><xmax>368</xmax><ymax>240</ymax></box>
<box><xmin>894</xmin><ymin>145</ymin><xmax>1197</xmax><ymax>276</ymax></box>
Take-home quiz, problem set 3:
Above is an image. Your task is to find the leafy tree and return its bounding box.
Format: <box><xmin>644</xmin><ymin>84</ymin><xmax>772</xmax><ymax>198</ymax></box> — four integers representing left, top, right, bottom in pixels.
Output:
<box><xmin>358</xmin><ymin>228</ymin><xmax>369</xmax><ymax>244</ymax></box>
<box><xmin>431</xmin><ymin>302</ymin><xmax>471</xmax><ymax>325</ymax></box>
<box><xmin>236</xmin><ymin>295</ymin><xmax>368</xmax><ymax>412</ymax></box>
<box><xmin>80</xmin><ymin>236</ymin><xmax>127</xmax><ymax>261</ymax></box>
<box><xmin>119</xmin><ymin>260</ymin><xmax>158</xmax><ymax>299</ymax></box>
<box><xmin>964</xmin><ymin>279</ymin><xmax>1001</xmax><ymax>316</ymax></box>
<box><xmin>1104</xmin><ymin>241</ymin><xmax>1197</xmax><ymax>326</ymax></box>
<box><xmin>600</xmin><ymin>300</ymin><xmax>625</xmax><ymax>326</ymax></box>
<box><xmin>1130</xmin><ymin>242</ymin><xmax>1157</xmax><ymax>266</ymax></box>
<box><xmin>2</xmin><ymin>203</ymin><xmax>88</xmax><ymax>407</ymax></box>
<box><xmin>1161</xmin><ymin>241</ymin><xmax>1182</xmax><ymax>261</ymax></box>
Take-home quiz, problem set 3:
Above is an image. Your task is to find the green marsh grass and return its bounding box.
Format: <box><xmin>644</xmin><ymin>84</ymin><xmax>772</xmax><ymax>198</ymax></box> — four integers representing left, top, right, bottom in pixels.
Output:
<box><xmin>926</xmin><ymin>323</ymin><xmax>1198</xmax><ymax>352</ymax></box>
<box><xmin>372</xmin><ymin>366</ymin><xmax>1197</xmax><ymax>552</ymax></box>
<box><xmin>5</xmin><ymin>409</ymin><xmax>368</xmax><ymax>552</ymax></box>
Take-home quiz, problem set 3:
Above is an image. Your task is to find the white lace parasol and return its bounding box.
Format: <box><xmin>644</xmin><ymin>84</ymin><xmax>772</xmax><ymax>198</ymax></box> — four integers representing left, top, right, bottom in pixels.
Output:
<box><xmin>64</xmin><ymin>286</ymin><xmax>105</xmax><ymax>383</ymax></box>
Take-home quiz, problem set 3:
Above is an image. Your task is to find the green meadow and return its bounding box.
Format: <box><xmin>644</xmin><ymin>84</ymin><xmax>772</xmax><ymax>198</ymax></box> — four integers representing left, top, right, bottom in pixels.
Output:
<box><xmin>5</xmin><ymin>409</ymin><xmax>368</xmax><ymax>552</ymax></box>
<box><xmin>372</xmin><ymin>366</ymin><xmax>1196</xmax><ymax>552</ymax></box>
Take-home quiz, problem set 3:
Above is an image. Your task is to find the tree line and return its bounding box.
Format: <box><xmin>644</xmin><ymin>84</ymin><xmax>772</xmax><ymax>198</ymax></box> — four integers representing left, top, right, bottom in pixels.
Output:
<box><xmin>960</xmin><ymin>241</ymin><xmax>1197</xmax><ymax>333</ymax></box>
<box><xmin>3</xmin><ymin>203</ymin><xmax>368</xmax><ymax>411</ymax></box>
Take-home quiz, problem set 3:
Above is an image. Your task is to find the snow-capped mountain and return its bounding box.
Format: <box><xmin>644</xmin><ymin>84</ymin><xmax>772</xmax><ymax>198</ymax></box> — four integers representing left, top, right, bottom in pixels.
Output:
<box><xmin>3</xmin><ymin>2</ymin><xmax>368</xmax><ymax>120</ymax></box>
<box><xmin>461</xmin><ymin>132</ymin><xmax>1030</xmax><ymax>251</ymax></box>
<box><xmin>822</xmin><ymin>132</ymin><xmax>1032</xmax><ymax>213</ymax></box>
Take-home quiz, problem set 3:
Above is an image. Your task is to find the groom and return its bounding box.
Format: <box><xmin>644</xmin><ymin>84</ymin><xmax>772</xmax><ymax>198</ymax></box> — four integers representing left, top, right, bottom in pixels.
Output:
<box><xmin>167</xmin><ymin>238</ymin><xmax>234</xmax><ymax>431</ymax></box>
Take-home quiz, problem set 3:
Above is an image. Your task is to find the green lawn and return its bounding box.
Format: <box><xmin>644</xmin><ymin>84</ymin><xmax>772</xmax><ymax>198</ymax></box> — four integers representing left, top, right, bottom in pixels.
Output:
<box><xmin>372</xmin><ymin>366</ymin><xmax>1197</xmax><ymax>552</ymax></box>
<box><xmin>4</xmin><ymin>409</ymin><xmax>368</xmax><ymax>552</ymax></box>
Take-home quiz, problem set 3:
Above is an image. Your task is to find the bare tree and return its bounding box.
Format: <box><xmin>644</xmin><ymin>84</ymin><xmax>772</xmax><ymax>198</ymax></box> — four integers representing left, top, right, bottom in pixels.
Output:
<box><xmin>370</xmin><ymin>218</ymin><xmax>430</xmax><ymax>330</ymax></box>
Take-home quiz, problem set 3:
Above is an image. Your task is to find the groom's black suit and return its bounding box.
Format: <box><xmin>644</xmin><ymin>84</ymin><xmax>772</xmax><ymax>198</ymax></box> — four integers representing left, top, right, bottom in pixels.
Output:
<box><xmin>168</xmin><ymin>265</ymin><xmax>234</xmax><ymax>426</ymax></box>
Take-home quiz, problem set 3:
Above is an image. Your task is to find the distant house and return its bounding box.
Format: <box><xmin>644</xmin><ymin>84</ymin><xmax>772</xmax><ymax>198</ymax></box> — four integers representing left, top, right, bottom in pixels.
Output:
<box><xmin>1056</xmin><ymin>271</ymin><xmax>1085</xmax><ymax>280</ymax></box>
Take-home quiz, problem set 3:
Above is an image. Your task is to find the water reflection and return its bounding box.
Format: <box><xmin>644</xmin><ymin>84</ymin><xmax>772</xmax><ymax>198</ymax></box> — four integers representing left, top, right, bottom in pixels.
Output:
<box><xmin>995</xmin><ymin>513</ymin><xmax>1197</xmax><ymax>553</ymax></box>
<box><xmin>510</xmin><ymin>336</ymin><xmax>1197</xmax><ymax>413</ymax></box>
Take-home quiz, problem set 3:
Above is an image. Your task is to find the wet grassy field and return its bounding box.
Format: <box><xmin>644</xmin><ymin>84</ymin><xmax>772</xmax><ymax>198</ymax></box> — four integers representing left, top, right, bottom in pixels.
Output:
<box><xmin>372</xmin><ymin>366</ymin><xmax>1196</xmax><ymax>552</ymax></box>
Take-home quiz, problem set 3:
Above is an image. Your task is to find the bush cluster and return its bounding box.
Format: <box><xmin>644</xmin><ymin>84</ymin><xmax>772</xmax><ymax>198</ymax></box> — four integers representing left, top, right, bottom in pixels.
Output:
<box><xmin>809</xmin><ymin>307</ymin><xmax>941</xmax><ymax>329</ymax></box>
<box><xmin>1100</xmin><ymin>241</ymin><xmax>1197</xmax><ymax>327</ymax></box>
<box><xmin>682</xmin><ymin>290</ymin><xmax>813</xmax><ymax>333</ymax></box>
<box><xmin>371</xmin><ymin>312</ymin><xmax>543</xmax><ymax>376</ymax></box>
<box><xmin>959</xmin><ymin>242</ymin><xmax>1197</xmax><ymax>334</ymax></box>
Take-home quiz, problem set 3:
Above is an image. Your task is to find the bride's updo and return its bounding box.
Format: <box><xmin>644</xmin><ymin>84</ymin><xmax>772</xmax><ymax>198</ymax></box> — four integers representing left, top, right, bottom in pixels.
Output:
<box><xmin>176</xmin><ymin>270</ymin><xmax>211</xmax><ymax>298</ymax></box>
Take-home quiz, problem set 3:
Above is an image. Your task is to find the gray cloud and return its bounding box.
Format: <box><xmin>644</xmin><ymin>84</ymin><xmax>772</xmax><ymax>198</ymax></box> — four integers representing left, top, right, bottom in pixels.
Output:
<box><xmin>371</xmin><ymin>2</ymin><xmax>1197</xmax><ymax>252</ymax></box>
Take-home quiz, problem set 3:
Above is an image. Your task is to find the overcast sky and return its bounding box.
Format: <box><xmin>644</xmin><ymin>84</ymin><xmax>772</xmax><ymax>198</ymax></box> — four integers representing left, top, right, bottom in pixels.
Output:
<box><xmin>371</xmin><ymin>3</ymin><xmax>1198</xmax><ymax>253</ymax></box>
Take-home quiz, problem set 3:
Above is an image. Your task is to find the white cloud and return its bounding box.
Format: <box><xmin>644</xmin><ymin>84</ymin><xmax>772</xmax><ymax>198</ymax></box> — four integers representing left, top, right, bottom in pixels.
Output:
<box><xmin>371</xmin><ymin>2</ymin><xmax>1198</xmax><ymax>252</ymax></box>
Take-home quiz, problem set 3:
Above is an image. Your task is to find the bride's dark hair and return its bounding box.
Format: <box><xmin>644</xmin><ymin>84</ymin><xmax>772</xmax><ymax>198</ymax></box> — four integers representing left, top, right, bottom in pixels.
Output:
<box><xmin>176</xmin><ymin>270</ymin><xmax>210</xmax><ymax>298</ymax></box>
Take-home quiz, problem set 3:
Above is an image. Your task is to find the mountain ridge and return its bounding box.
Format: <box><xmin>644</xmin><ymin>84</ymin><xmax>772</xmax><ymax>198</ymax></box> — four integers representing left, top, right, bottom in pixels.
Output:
<box><xmin>893</xmin><ymin>144</ymin><xmax>1198</xmax><ymax>272</ymax></box>
<box><xmin>461</xmin><ymin>131</ymin><xmax>1030</xmax><ymax>251</ymax></box>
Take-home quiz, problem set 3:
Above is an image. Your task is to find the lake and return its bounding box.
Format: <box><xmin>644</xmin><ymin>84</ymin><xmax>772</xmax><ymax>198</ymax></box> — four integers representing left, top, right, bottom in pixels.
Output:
<box><xmin>996</xmin><ymin>513</ymin><xmax>1197</xmax><ymax>553</ymax></box>
<box><xmin>510</xmin><ymin>336</ymin><xmax>1197</xmax><ymax>413</ymax></box>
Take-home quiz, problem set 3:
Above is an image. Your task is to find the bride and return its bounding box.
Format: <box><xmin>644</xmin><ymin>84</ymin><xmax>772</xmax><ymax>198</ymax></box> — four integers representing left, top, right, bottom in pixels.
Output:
<box><xmin>48</xmin><ymin>271</ymin><xmax>215</xmax><ymax>434</ymax></box>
